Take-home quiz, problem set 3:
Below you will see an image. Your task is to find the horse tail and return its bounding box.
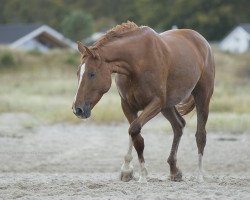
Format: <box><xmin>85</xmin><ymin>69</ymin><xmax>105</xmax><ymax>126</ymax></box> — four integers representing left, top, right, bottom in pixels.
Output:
<box><xmin>176</xmin><ymin>95</ymin><xmax>195</xmax><ymax>116</ymax></box>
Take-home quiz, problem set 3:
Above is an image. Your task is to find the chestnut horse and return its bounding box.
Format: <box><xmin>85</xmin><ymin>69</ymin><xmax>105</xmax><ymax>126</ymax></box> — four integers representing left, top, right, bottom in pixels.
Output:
<box><xmin>72</xmin><ymin>22</ymin><xmax>215</xmax><ymax>183</ymax></box>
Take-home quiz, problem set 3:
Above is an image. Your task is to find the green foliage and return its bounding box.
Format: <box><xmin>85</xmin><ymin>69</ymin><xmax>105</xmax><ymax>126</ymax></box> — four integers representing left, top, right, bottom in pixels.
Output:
<box><xmin>1</xmin><ymin>0</ymin><xmax>66</xmax><ymax>31</ymax></box>
<box><xmin>0</xmin><ymin>51</ymin><xmax>16</xmax><ymax>68</ymax></box>
<box><xmin>61</xmin><ymin>10</ymin><xmax>94</xmax><ymax>41</ymax></box>
<box><xmin>0</xmin><ymin>0</ymin><xmax>249</xmax><ymax>40</ymax></box>
<box><xmin>133</xmin><ymin>0</ymin><xmax>249</xmax><ymax>40</ymax></box>
<box><xmin>28</xmin><ymin>49</ymin><xmax>42</xmax><ymax>56</ymax></box>
<box><xmin>64</xmin><ymin>53</ymin><xmax>79</xmax><ymax>66</ymax></box>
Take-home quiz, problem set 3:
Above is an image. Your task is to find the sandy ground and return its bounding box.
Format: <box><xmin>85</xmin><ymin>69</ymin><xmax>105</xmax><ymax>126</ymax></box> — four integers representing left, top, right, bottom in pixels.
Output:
<box><xmin>0</xmin><ymin>113</ymin><xmax>249</xmax><ymax>200</ymax></box>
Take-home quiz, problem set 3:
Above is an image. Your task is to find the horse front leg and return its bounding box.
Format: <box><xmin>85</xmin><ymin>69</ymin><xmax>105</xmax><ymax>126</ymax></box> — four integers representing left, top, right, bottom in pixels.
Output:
<box><xmin>120</xmin><ymin>100</ymin><xmax>137</xmax><ymax>182</ymax></box>
<box><xmin>129</xmin><ymin>98</ymin><xmax>162</xmax><ymax>183</ymax></box>
<box><xmin>120</xmin><ymin>136</ymin><xmax>134</xmax><ymax>182</ymax></box>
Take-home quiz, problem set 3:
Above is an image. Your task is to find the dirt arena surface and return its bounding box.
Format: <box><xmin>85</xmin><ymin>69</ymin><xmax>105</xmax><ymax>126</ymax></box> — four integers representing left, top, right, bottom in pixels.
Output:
<box><xmin>0</xmin><ymin>113</ymin><xmax>249</xmax><ymax>199</ymax></box>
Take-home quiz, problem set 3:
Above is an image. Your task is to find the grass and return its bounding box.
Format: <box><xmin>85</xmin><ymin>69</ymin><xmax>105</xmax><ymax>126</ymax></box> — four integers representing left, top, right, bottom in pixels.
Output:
<box><xmin>0</xmin><ymin>46</ymin><xmax>124</xmax><ymax>124</ymax></box>
<box><xmin>0</xmin><ymin>46</ymin><xmax>249</xmax><ymax>133</ymax></box>
<box><xmin>185</xmin><ymin>112</ymin><xmax>250</xmax><ymax>134</ymax></box>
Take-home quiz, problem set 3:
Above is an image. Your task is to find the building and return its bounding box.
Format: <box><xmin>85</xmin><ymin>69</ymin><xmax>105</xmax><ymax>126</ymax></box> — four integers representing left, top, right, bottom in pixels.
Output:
<box><xmin>220</xmin><ymin>24</ymin><xmax>250</xmax><ymax>54</ymax></box>
<box><xmin>0</xmin><ymin>23</ymin><xmax>77</xmax><ymax>52</ymax></box>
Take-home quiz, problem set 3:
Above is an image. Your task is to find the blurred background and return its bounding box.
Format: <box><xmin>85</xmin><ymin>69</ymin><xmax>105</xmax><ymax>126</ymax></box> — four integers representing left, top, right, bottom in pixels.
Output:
<box><xmin>0</xmin><ymin>0</ymin><xmax>249</xmax><ymax>133</ymax></box>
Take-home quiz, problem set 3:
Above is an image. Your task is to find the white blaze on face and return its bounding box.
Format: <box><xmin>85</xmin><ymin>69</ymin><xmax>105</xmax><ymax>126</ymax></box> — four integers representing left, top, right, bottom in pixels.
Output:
<box><xmin>79</xmin><ymin>63</ymin><xmax>85</xmax><ymax>83</ymax></box>
<box><xmin>73</xmin><ymin>64</ymin><xmax>86</xmax><ymax>104</ymax></box>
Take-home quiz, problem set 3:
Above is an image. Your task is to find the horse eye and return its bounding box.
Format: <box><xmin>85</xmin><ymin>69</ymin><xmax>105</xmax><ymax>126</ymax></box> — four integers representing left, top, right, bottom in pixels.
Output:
<box><xmin>88</xmin><ymin>72</ymin><xmax>95</xmax><ymax>79</ymax></box>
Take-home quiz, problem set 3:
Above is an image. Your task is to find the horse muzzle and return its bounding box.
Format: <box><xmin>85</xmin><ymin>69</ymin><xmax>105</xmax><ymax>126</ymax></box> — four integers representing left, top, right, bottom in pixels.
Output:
<box><xmin>73</xmin><ymin>103</ymin><xmax>91</xmax><ymax>119</ymax></box>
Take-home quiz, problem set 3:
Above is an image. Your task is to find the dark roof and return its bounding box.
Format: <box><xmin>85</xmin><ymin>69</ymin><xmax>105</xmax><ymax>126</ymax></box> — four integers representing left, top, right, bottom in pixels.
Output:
<box><xmin>0</xmin><ymin>23</ymin><xmax>42</xmax><ymax>44</ymax></box>
<box><xmin>240</xmin><ymin>23</ymin><xmax>250</xmax><ymax>34</ymax></box>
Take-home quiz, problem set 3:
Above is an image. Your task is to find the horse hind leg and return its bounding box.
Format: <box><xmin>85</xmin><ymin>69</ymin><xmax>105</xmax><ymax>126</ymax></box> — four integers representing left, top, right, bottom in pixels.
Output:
<box><xmin>196</xmin><ymin>116</ymin><xmax>207</xmax><ymax>181</ymax></box>
<box><xmin>194</xmin><ymin>94</ymin><xmax>209</xmax><ymax>182</ymax></box>
<box><xmin>162</xmin><ymin>107</ymin><xmax>186</xmax><ymax>181</ymax></box>
<box><xmin>192</xmin><ymin>74</ymin><xmax>214</xmax><ymax>182</ymax></box>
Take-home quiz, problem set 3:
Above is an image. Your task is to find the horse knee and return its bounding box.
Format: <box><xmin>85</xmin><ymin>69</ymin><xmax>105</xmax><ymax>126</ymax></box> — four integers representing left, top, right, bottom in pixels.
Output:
<box><xmin>167</xmin><ymin>156</ymin><xmax>176</xmax><ymax>166</ymax></box>
<box><xmin>172</xmin><ymin>122</ymin><xmax>184</xmax><ymax>137</ymax></box>
<box><xmin>195</xmin><ymin>130</ymin><xmax>207</xmax><ymax>143</ymax></box>
<box><xmin>129</xmin><ymin>121</ymin><xmax>141</xmax><ymax>137</ymax></box>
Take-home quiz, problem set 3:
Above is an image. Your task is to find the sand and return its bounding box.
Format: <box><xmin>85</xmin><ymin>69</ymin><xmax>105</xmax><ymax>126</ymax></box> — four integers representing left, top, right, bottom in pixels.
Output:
<box><xmin>0</xmin><ymin>113</ymin><xmax>249</xmax><ymax>199</ymax></box>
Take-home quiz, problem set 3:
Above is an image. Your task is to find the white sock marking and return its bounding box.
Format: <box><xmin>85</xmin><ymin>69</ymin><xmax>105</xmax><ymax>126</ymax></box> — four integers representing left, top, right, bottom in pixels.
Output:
<box><xmin>198</xmin><ymin>153</ymin><xmax>204</xmax><ymax>182</ymax></box>
<box><xmin>138</xmin><ymin>162</ymin><xmax>148</xmax><ymax>183</ymax></box>
<box><xmin>122</xmin><ymin>136</ymin><xmax>133</xmax><ymax>170</ymax></box>
<box><xmin>121</xmin><ymin>136</ymin><xmax>134</xmax><ymax>181</ymax></box>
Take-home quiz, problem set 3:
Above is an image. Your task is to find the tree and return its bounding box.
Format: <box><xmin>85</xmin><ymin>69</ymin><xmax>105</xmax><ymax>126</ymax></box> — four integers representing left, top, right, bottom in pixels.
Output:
<box><xmin>2</xmin><ymin>0</ymin><xmax>66</xmax><ymax>30</ymax></box>
<box><xmin>0</xmin><ymin>0</ymin><xmax>250</xmax><ymax>40</ymax></box>
<box><xmin>133</xmin><ymin>0</ymin><xmax>250</xmax><ymax>40</ymax></box>
<box><xmin>61</xmin><ymin>10</ymin><xmax>94</xmax><ymax>41</ymax></box>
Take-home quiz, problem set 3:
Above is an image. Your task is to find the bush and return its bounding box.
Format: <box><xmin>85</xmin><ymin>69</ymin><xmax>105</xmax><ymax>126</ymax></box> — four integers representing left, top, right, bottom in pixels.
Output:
<box><xmin>28</xmin><ymin>49</ymin><xmax>42</xmax><ymax>56</ymax></box>
<box><xmin>65</xmin><ymin>54</ymin><xmax>78</xmax><ymax>66</ymax></box>
<box><xmin>0</xmin><ymin>52</ymin><xmax>16</xmax><ymax>68</ymax></box>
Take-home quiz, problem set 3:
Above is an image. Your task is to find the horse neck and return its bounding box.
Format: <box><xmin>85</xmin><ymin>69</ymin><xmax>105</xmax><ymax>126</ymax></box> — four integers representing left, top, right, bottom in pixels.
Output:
<box><xmin>100</xmin><ymin>30</ymin><xmax>153</xmax><ymax>76</ymax></box>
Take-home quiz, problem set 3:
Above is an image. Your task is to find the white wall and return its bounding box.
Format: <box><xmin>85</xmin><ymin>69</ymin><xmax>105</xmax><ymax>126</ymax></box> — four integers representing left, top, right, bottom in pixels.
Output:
<box><xmin>220</xmin><ymin>26</ymin><xmax>250</xmax><ymax>53</ymax></box>
<box><xmin>17</xmin><ymin>39</ymin><xmax>49</xmax><ymax>52</ymax></box>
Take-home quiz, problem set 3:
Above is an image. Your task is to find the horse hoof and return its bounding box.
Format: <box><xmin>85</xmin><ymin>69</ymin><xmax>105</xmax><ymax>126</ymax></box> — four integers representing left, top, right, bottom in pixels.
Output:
<box><xmin>138</xmin><ymin>167</ymin><xmax>148</xmax><ymax>183</ymax></box>
<box><xmin>138</xmin><ymin>176</ymin><xmax>147</xmax><ymax>183</ymax></box>
<box><xmin>197</xmin><ymin>173</ymin><xmax>204</xmax><ymax>182</ymax></box>
<box><xmin>170</xmin><ymin>170</ymin><xmax>183</xmax><ymax>182</ymax></box>
<box><xmin>120</xmin><ymin>168</ymin><xmax>134</xmax><ymax>182</ymax></box>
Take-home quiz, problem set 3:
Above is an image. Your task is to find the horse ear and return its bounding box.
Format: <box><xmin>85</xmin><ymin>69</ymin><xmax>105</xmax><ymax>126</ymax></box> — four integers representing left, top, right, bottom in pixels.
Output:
<box><xmin>77</xmin><ymin>41</ymin><xmax>96</xmax><ymax>58</ymax></box>
<box><xmin>84</xmin><ymin>46</ymin><xmax>95</xmax><ymax>58</ymax></box>
<box><xmin>77</xmin><ymin>41</ymin><xmax>86</xmax><ymax>54</ymax></box>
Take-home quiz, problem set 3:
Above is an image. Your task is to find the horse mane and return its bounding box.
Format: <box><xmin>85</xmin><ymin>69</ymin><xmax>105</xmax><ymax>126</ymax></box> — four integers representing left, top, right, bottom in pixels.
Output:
<box><xmin>91</xmin><ymin>21</ymin><xmax>139</xmax><ymax>49</ymax></box>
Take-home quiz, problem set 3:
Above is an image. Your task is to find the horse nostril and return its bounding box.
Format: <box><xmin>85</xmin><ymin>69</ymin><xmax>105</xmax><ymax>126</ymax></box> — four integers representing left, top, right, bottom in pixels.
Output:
<box><xmin>75</xmin><ymin>107</ymin><xmax>83</xmax><ymax>116</ymax></box>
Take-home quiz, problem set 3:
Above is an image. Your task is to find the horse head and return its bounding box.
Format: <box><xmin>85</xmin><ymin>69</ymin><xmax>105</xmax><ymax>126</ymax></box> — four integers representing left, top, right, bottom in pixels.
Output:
<box><xmin>72</xmin><ymin>42</ymin><xmax>112</xmax><ymax>119</ymax></box>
